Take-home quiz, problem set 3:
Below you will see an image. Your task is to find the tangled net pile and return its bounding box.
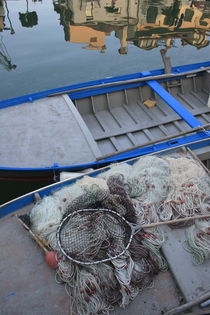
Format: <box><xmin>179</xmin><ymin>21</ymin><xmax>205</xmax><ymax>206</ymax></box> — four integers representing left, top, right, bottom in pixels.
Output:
<box><xmin>29</xmin><ymin>153</ymin><xmax>210</xmax><ymax>314</ymax></box>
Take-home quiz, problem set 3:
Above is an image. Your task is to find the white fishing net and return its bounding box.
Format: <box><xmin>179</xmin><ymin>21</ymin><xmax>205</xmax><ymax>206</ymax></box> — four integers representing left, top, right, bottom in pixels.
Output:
<box><xmin>30</xmin><ymin>177</ymin><xmax>109</xmax><ymax>246</ymax></box>
<box><xmin>98</xmin><ymin>163</ymin><xmax>132</xmax><ymax>181</ymax></box>
<box><xmin>183</xmin><ymin>219</ymin><xmax>210</xmax><ymax>265</ymax></box>
<box><xmin>30</xmin><ymin>196</ymin><xmax>63</xmax><ymax>244</ymax></box>
<box><xmin>165</xmin><ymin>157</ymin><xmax>205</xmax><ymax>184</ymax></box>
<box><xmin>28</xmin><ymin>151</ymin><xmax>210</xmax><ymax>315</ymax></box>
<box><xmin>111</xmin><ymin>251</ymin><xmax>139</xmax><ymax>308</ymax></box>
<box><xmin>160</xmin><ymin>157</ymin><xmax>210</xmax><ymax>220</ymax></box>
<box><xmin>77</xmin><ymin>176</ymin><xmax>109</xmax><ymax>192</ymax></box>
<box><xmin>130</xmin><ymin>155</ymin><xmax>170</xmax><ymax>176</ymax></box>
<box><xmin>53</xmin><ymin>184</ymin><xmax>84</xmax><ymax>211</ymax></box>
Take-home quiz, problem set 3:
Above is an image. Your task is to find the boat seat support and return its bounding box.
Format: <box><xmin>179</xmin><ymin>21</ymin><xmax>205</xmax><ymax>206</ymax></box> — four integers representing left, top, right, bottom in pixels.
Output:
<box><xmin>146</xmin><ymin>80</ymin><xmax>203</xmax><ymax>128</ymax></box>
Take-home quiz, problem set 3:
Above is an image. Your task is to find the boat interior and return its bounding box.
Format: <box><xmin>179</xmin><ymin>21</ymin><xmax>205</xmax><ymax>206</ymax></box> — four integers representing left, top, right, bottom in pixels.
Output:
<box><xmin>74</xmin><ymin>70</ymin><xmax>210</xmax><ymax>162</ymax></box>
<box><xmin>0</xmin><ymin>69</ymin><xmax>210</xmax><ymax>169</ymax></box>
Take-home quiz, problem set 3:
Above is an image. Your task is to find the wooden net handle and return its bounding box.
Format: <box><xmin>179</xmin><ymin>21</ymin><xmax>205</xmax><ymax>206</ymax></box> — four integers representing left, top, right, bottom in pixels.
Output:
<box><xmin>143</xmin><ymin>214</ymin><xmax>210</xmax><ymax>229</ymax></box>
<box><xmin>16</xmin><ymin>215</ymin><xmax>49</xmax><ymax>253</ymax></box>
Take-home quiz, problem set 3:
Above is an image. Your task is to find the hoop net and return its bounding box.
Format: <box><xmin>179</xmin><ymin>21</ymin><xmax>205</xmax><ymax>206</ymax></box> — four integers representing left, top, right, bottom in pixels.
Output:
<box><xmin>57</xmin><ymin>208</ymin><xmax>139</xmax><ymax>265</ymax></box>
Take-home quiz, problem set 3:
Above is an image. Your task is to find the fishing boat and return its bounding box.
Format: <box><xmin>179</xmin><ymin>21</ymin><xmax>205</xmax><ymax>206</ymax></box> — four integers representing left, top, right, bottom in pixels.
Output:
<box><xmin>1</xmin><ymin>146</ymin><xmax>210</xmax><ymax>315</ymax></box>
<box><xmin>0</xmin><ymin>61</ymin><xmax>210</xmax><ymax>184</ymax></box>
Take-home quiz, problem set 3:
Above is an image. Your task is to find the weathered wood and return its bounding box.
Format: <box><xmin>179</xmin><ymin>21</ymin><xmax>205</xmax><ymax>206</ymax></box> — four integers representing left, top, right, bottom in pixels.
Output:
<box><xmin>97</xmin><ymin>123</ymin><xmax>210</xmax><ymax>161</ymax></box>
<box><xmin>16</xmin><ymin>215</ymin><xmax>48</xmax><ymax>253</ymax></box>
<box><xmin>164</xmin><ymin>292</ymin><xmax>210</xmax><ymax>315</ymax></box>
<box><xmin>143</xmin><ymin>214</ymin><xmax>210</xmax><ymax>229</ymax></box>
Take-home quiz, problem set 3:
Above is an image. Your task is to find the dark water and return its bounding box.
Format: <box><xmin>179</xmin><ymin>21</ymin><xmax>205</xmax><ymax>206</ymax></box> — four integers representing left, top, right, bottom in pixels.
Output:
<box><xmin>0</xmin><ymin>0</ymin><xmax>210</xmax><ymax>101</ymax></box>
<box><xmin>0</xmin><ymin>0</ymin><xmax>210</xmax><ymax>203</ymax></box>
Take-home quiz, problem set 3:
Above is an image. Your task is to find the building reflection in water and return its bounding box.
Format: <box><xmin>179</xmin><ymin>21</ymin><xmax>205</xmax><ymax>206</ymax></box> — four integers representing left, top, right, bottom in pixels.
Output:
<box><xmin>53</xmin><ymin>0</ymin><xmax>210</xmax><ymax>54</ymax></box>
<box><xmin>0</xmin><ymin>0</ymin><xmax>16</xmax><ymax>71</ymax></box>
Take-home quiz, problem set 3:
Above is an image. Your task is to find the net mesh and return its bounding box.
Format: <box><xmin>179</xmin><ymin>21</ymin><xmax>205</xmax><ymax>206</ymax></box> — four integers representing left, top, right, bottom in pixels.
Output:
<box><xmin>58</xmin><ymin>209</ymin><xmax>133</xmax><ymax>264</ymax></box>
<box><xmin>183</xmin><ymin>219</ymin><xmax>210</xmax><ymax>265</ymax></box>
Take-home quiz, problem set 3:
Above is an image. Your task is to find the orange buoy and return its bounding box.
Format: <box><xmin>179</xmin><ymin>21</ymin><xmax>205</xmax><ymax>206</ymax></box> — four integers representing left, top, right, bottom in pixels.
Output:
<box><xmin>44</xmin><ymin>250</ymin><xmax>58</xmax><ymax>270</ymax></box>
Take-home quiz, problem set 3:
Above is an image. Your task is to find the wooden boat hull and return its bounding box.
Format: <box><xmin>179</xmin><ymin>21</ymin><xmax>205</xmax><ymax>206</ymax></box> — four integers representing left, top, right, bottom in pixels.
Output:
<box><xmin>0</xmin><ymin>61</ymin><xmax>210</xmax><ymax>184</ymax></box>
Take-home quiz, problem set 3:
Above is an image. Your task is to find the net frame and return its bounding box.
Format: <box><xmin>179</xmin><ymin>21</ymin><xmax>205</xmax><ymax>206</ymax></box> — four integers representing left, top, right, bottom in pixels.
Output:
<box><xmin>57</xmin><ymin>208</ymin><xmax>140</xmax><ymax>265</ymax></box>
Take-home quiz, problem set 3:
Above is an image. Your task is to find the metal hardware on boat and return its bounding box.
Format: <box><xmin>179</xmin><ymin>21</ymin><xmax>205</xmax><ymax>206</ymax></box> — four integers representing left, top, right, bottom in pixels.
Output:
<box><xmin>34</xmin><ymin>192</ymin><xmax>41</xmax><ymax>203</ymax></box>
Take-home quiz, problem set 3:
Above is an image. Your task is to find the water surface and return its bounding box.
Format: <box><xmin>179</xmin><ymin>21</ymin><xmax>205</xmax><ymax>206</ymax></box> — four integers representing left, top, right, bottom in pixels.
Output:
<box><xmin>0</xmin><ymin>0</ymin><xmax>210</xmax><ymax>100</ymax></box>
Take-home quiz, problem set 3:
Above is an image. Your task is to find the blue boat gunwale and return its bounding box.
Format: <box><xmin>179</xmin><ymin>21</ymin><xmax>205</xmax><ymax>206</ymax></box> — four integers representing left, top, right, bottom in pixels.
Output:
<box><xmin>0</xmin><ymin>61</ymin><xmax>210</xmax><ymax>175</ymax></box>
<box><xmin>1</xmin><ymin>60</ymin><xmax>210</xmax><ymax>108</ymax></box>
<box><xmin>0</xmin><ymin>132</ymin><xmax>209</xmax><ymax>174</ymax></box>
<box><xmin>1</xmin><ymin>140</ymin><xmax>210</xmax><ymax>218</ymax></box>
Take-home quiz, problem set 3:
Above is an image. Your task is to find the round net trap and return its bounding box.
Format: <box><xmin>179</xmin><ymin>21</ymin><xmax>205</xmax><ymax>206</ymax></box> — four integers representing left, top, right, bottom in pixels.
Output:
<box><xmin>57</xmin><ymin>208</ymin><xmax>140</xmax><ymax>265</ymax></box>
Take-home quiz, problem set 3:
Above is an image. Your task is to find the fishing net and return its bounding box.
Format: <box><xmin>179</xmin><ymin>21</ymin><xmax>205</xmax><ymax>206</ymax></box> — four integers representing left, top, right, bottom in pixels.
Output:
<box><xmin>128</xmin><ymin>168</ymin><xmax>170</xmax><ymax>200</ymax></box>
<box><xmin>111</xmin><ymin>251</ymin><xmax>139</xmax><ymax>308</ymax></box>
<box><xmin>102</xmin><ymin>175</ymin><xmax>137</xmax><ymax>222</ymax></box>
<box><xmin>129</xmin><ymin>231</ymin><xmax>161</xmax><ymax>282</ymax></box>
<box><xmin>106</xmin><ymin>174</ymin><xmax>131</xmax><ymax>196</ymax></box>
<box><xmin>133</xmin><ymin>201</ymin><xmax>159</xmax><ymax>225</ymax></box>
<box><xmin>141</xmin><ymin>229</ymin><xmax>168</xmax><ymax>271</ymax></box>
<box><xmin>130</xmin><ymin>155</ymin><xmax>171</xmax><ymax>176</ymax></box>
<box><xmin>165</xmin><ymin>157</ymin><xmax>205</xmax><ymax>184</ymax></box>
<box><xmin>57</xmin><ymin>260</ymin><xmax>113</xmax><ymax>315</ymax></box>
<box><xmin>77</xmin><ymin>176</ymin><xmax>109</xmax><ymax>192</ymax></box>
<box><xmin>52</xmin><ymin>184</ymin><xmax>84</xmax><ymax>212</ymax></box>
<box><xmin>201</xmin><ymin>196</ymin><xmax>210</xmax><ymax>214</ymax></box>
<box><xmin>28</xmin><ymin>151</ymin><xmax>210</xmax><ymax>315</ymax></box>
<box><xmin>159</xmin><ymin>157</ymin><xmax>210</xmax><ymax>222</ymax></box>
<box><xmin>53</xmin><ymin>177</ymin><xmax>109</xmax><ymax>212</ymax></box>
<box><xmin>57</xmin><ymin>208</ymin><xmax>139</xmax><ymax>265</ymax></box>
<box><xmin>30</xmin><ymin>196</ymin><xmax>64</xmax><ymax>244</ymax></box>
<box><xmin>127</xmin><ymin>156</ymin><xmax>171</xmax><ymax>213</ymax></box>
<box><xmin>29</xmin><ymin>179</ymin><xmax>107</xmax><ymax>244</ymax></box>
<box><xmin>98</xmin><ymin>163</ymin><xmax>132</xmax><ymax>182</ymax></box>
<box><xmin>87</xmin><ymin>262</ymin><xmax>122</xmax><ymax>305</ymax></box>
<box><xmin>183</xmin><ymin>219</ymin><xmax>210</xmax><ymax>265</ymax></box>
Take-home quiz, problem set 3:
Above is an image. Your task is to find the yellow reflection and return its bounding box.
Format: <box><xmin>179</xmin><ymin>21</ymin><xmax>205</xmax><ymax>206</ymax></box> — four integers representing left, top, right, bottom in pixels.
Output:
<box><xmin>53</xmin><ymin>0</ymin><xmax>210</xmax><ymax>53</ymax></box>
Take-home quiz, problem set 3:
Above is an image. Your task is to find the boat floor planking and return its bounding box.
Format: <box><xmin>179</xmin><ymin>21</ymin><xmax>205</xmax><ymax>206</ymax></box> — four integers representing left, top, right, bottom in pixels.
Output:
<box><xmin>0</xmin><ymin>207</ymin><xmax>181</xmax><ymax>315</ymax></box>
<box><xmin>74</xmin><ymin>71</ymin><xmax>210</xmax><ymax>157</ymax></box>
<box><xmin>0</xmin><ymin>94</ymin><xmax>100</xmax><ymax>168</ymax></box>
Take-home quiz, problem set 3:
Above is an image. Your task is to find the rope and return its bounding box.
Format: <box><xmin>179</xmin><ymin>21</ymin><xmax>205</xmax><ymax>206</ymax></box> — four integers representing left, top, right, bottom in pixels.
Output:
<box><xmin>183</xmin><ymin>219</ymin><xmax>210</xmax><ymax>265</ymax></box>
<box><xmin>28</xmin><ymin>152</ymin><xmax>210</xmax><ymax>315</ymax></box>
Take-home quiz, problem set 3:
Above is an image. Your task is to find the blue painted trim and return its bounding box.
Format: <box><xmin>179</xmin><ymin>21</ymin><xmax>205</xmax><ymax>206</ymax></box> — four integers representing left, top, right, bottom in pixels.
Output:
<box><xmin>0</xmin><ymin>131</ymin><xmax>209</xmax><ymax>173</ymax></box>
<box><xmin>0</xmin><ymin>195</ymin><xmax>35</xmax><ymax>217</ymax></box>
<box><xmin>101</xmin><ymin>132</ymin><xmax>210</xmax><ymax>163</ymax></box>
<box><xmin>1</xmin><ymin>135</ymin><xmax>210</xmax><ymax>218</ymax></box>
<box><xmin>147</xmin><ymin>80</ymin><xmax>203</xmax><ymax>128</ymax></box>
<box><xmin>0</xmin><ymin>129</ymin><xmax>209</xmax><ymax>177</ymax></box>
<box><xmin>0</xmin><ymin>61</ymin><xmax>210</xmax><ymax>109</ymax></box>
